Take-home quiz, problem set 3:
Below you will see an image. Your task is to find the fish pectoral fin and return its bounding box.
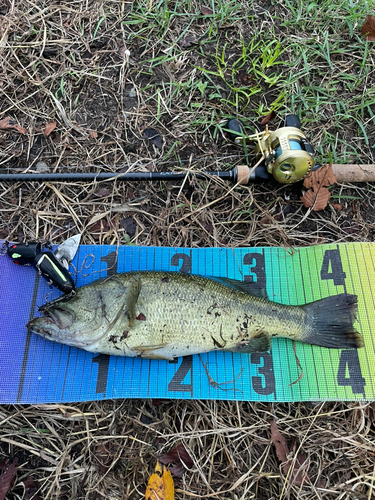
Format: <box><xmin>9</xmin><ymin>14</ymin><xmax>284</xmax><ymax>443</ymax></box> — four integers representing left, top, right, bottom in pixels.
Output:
<box><xmin>228</xmin><ymin>330</ymin><xmax>271</xmax><ymax>353</ymax></box>
<box><xmin>125</xmin><ymin>274</ymin><xmax>142</xmax><ymax>327</ymax></box>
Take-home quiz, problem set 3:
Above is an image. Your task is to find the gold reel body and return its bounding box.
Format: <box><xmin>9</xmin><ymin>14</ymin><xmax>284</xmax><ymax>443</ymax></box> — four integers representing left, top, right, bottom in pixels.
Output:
<box><xmin>234</xmin><ymin>125</ymin><xmax>314</xmax><ymax>184</ymax></box>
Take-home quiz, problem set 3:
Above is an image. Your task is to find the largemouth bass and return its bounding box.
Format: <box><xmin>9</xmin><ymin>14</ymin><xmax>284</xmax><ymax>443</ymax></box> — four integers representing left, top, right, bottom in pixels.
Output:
<box><xmin>27</xmin><ymin>271</ymin><xmax>363</xmax><ymax>359</ymax></box>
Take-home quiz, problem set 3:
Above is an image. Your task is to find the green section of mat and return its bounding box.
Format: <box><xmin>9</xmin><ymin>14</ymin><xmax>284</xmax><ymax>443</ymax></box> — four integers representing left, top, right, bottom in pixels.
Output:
<box><xmin>0</xmin><ymin>242</ymin><xmax>374</xmax><ymax>403</ymax></box>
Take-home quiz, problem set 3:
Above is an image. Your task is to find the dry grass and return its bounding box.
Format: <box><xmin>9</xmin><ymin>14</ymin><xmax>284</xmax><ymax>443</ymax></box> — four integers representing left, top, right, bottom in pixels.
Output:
<box><xmin>1</xmin><ymin>0</ymin><xmax>375</xmax><ymax>498</ymax></box>
<box><xmin>1</xmin><ymin>400</ymin><xmax>375</xmax><ymax>500</ymax></box>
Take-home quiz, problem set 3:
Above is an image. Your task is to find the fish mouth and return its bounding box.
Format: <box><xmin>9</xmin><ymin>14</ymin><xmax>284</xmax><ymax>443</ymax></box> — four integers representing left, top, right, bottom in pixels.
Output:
<box><xmin>27</xmin><ymin>315</ymin><xmax>107</xmax><ymax>348</ymax></box>
<box><xmin>27</xmin><ymin>317</ymin><xmax>85</xmax><ymax>347</ymax></box>
<box><xmin>27</xmin><ymin>317</ymin><xmax>55</xmax><ymax>337</ymax></box>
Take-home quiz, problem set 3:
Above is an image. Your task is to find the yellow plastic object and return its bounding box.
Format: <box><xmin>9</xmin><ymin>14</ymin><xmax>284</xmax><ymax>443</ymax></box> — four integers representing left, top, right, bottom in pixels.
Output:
<box><xmin>145</xmin><ymin>461</ymin><xmax>175</xmax><ymax>500</ymax></box>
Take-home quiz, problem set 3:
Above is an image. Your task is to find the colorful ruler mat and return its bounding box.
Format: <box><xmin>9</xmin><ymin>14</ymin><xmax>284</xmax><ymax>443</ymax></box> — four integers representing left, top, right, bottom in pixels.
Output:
<box><xmin>1</xmin><ymin>242</ymin><xmax>375</xmax><ymax>404</ymax></box>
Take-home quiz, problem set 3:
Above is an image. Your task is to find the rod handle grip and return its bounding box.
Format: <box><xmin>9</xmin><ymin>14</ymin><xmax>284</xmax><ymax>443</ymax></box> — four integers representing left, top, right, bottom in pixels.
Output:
<box><xmin>329</xmin><ymin>164</ymin><xmax>375</xmax><ymax>183</ymax></box>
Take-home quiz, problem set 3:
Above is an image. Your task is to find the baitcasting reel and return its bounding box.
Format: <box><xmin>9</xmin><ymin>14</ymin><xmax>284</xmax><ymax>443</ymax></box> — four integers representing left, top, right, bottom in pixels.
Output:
<box><xmin>228</xmin><ymin>114</ymin><xmax>315</xmax><ymax>184</ymax></box>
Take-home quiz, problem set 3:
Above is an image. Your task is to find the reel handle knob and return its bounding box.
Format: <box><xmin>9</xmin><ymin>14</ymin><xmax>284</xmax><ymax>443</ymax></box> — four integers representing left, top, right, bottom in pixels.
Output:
<box><xmin>284</xmin><ymin>114</ymin><xmax>301</xmax><ymax>129</ymax></box>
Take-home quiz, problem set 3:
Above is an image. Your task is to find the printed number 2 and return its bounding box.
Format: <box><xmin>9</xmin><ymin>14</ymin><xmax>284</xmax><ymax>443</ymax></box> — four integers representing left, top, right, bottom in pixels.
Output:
<box><xmin>320</xmin><ymin>249</ymin><xmax>346</xmax><ymax>286</ymax></box>
<box><xmin>168</xmin><ymin>357</ymin><xmax>193</xmax><ymax>396</ymax></box>
<box><xmin>171</xmin><ymin>253</ymin><xmax>192</xmax><ymax>273</ymax></box>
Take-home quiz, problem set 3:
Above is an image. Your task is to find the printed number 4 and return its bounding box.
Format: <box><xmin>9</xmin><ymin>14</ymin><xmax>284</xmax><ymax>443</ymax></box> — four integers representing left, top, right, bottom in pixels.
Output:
<box><xmin>320</xmin><ymin>250</ymin><xmax>366</xmax><ymax>396</ymax></box>
<box><xmin>320</xmin><ymin>249</ymin><xmax>346</xmax><ymax>286</ymax></box>
<box><xmin>337</xmin><ymin>350</ymin><xmax>366</xmax><ymax>396</ymax></box>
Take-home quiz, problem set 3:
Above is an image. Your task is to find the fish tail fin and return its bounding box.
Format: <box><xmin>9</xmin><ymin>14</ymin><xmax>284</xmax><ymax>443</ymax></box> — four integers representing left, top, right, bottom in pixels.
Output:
<box><xmin>303</xmin><ymin>293</ymin><xmax>363</xmax><ymax>349</ymax></box>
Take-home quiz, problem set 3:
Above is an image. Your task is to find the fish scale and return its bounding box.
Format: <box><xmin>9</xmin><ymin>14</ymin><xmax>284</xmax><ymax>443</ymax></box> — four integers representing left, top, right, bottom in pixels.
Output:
<box><xmin>27</xmin><ymin>271</ymin><xmax>363</xmax><ymax>359</ymax></box>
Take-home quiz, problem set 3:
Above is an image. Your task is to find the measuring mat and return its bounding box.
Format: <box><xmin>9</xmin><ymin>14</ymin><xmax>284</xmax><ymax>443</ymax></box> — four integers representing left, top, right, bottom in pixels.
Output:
<box><xmin>1</xmin><ymin>242</ymin><xmax>374</xmax><ymax>403</ymax></box>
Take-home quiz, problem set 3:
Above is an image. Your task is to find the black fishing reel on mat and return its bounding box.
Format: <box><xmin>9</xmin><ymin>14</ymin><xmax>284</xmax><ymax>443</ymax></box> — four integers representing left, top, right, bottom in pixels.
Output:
<box><xmin>227</xmin><ymin>114</ymin><xmax>315</xmax><ymax>184</ymax></box>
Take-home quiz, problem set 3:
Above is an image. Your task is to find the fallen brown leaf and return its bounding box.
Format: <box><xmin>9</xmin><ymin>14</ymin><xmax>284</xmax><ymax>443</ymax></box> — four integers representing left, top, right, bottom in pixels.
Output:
<box><xmin>89</xmin><ymin>129</ymin><xmax>98</xmax><ymax>139</ymax></box>
<box><xmin>44</xmin><ymin>121</ymin><xmax>57</xmax><ymax>136</ymax></box>
<box><xmin>0</xmin><ymin>116</ymin><xmax>27</xmax><ymax>135</ymax></box>
<box><xmin>303</xmin><ymin>164</ymin><xmax>336</xmax><ymax>189</ymax></box>
<box><xmin>270</xmin><ymin>420</ymin><xmax>288</xmax><ymax>464</ymax></box>
<box><xmin>361</xmin><ymin>15</ymin><xmax>375</xmax><ymax>41</ymax></box>
<box><xmin>93</xmin><ymin>187</ymin><xmax>111</xmax><ymax>197</ymax></box>
<box><xmin>259</xmin><ymin>215</ymin><xmax>274</xmax><ymax>225</ymax></box>
<box><xmin>0</xmin><ymin>117</ymin><xmax>15</xmax><ymax>130</ymax></box>
<box><xmin>23</xmin><ymin>476</ymin><xmax>42</xmax><ymax>500</ymax></box>
<box><xmin>260</xmin><ymin>111</ymin><xmax>276</xmax><ymax>125</ymax></box>
<box><xmin>201</xmin><ymin>6</ymin><xmax>213</xmax><ymax>15</ymax></box>
<box><xmin>120</xmin><ymin>216</ymin><xmax>136</xmax><ymax>236</ymax></box>
<box><xmin>145</xmin><ymin>461</ymin><xmax>174</xmax><ymax>500</ymax></box>
<box><xmin>178</xmin><ymin>35</ymin><xmax>199</xmax><ymax>49</ymax></box>
<box><xmin>159</xmin><ymin>444</ymin><xmax>194</xmax><ymax>478</ymax></box>
<box><xmin>301</xmin><ymin>164</ymin><xmax>337</xmax><ymax>211</ymax></box>
<box><xmin>340</xmin><ymin>220</ymin><xmax>361</xmax><ymax>235</ymax></box>
<box><xmin>87</xmin><ymin>216</ymin><xmax>111</xmax><ymax>240</ymax></box>
<box><xmin>94</xmin><ymin>442</ymin><xmax>120</xmax><ymax>474</ymax></box>
<box><xmin>13</xmin><ymin>123</ymin><xmax>27</xmax><ymax>134</ymax></box>
<box><xmin>301</xmin><ymin>188</ymin><xmax>331</xmax><ymax>211</ymax></box>
<box><xmin>0</xmin><ymin>458</ymin><xmax>18</xmax><ymax>500</ymax></box>
<box><xmin>331</xmin><ymin>202</ymin><xmax>343</xmax><ymax>211</ymax></box>
<box><xmin>270</xmin><ymin>421</ymin><xmax>309</xmax><ymax>486</ymax></box>
<box><xmin>142</xmin><ymin>127</ymin><xmax>163</xmax><ymax>149</ymax></box>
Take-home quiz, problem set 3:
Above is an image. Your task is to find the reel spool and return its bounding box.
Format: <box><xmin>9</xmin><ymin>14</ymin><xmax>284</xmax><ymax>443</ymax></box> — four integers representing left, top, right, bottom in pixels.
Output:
<box><xmin>228</xmin><ymin>114</ymin><xmax>314</xmax><ymax>184</ymax></box>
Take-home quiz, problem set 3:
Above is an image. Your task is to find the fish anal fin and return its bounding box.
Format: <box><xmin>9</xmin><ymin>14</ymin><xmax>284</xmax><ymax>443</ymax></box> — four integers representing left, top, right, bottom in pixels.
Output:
<box><xmin>125</xmin><ymin>275</ymin><xmax>142</xmax><ymax>327</ymax></box>
<box><xmin>228</xmin><ymin>330</ymin><xmax>271</xmax><ymax>353</ymax></box>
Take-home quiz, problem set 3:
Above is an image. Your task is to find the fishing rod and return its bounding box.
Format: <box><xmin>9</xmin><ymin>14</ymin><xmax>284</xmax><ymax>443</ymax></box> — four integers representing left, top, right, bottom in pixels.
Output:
<box><xmin>0</xmin><ymin>115</ymin><xmax>373</xmax><ymax>184</ymax></box>
<box><xmin>0</xmin><ymin>115</ymin><xmax>314</xmax><ymax>185</ymax></box>
<box><xmin>1</xmin><ymin>163</ymin><xmax>373</xmax><ymax>184</ymax></box>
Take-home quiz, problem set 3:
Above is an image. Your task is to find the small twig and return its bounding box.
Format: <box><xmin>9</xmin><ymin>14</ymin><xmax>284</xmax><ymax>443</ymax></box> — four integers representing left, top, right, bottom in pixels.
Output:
<box><xmin>288</xmin><ymin>341</ymin><xmax>304</xmax><ymax>386</ymax></box>
<box><xmin>198</xmin><ymin>354</ymin><xmax>244</xmax><ymax>392</ymax></box>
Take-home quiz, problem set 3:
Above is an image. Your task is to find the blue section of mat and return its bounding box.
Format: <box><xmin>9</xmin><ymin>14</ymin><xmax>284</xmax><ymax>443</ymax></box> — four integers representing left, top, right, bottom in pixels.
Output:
<box><xmin>0</xmin><ymin>244</ymin><xmax>277</xmax><ymax>403</ymax></box>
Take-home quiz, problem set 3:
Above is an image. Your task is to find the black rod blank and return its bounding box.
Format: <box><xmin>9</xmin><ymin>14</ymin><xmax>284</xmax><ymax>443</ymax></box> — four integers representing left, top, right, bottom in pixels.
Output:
<box><xmin>0</xmin><ymin>170</ymin><xmax>236</xmax><ymax>182</ymax></box>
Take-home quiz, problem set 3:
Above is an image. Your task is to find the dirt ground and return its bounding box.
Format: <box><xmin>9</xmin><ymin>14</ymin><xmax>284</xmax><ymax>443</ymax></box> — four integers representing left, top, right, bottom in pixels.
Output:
<box><xmin>1</xmin><ymin>0</ymin><xmax>375</xmax><ymax>499</ymax></box>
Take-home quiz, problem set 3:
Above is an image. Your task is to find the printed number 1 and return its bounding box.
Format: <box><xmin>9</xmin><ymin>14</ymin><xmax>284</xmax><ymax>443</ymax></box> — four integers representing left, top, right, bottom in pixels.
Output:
<box><xmin>92</xmin><ymin>354</ymin><xmax>110</xmax><ymax>395</ymax></box>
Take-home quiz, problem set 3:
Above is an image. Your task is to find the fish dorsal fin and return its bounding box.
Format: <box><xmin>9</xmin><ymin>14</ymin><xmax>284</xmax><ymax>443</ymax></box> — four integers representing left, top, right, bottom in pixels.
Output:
<box><xmin>209</xmin><ymin>276</ymin><xmax>269</xmax><ymax>300</ymax></box>
<box><xmin>228</xmin><ymin>330</ymin><xmax>271</xmax><ymax>354</ymax></box>
<box><xmin>126</xmin><ymin>275</ymin><xmax>142</xmax><ymax>327</ymax></box>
